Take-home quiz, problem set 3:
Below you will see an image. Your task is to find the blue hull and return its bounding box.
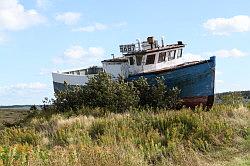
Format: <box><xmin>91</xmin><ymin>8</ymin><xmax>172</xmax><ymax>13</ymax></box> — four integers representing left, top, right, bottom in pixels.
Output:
<box><xmin>127</xmin><ymin>56</ymin><xmax>216</xmax><ymax>107</ymax></box>
<box><xmin>53</xmin><ymin>56</ymin><xmax>215</xmax><ymax>107</ymax></box>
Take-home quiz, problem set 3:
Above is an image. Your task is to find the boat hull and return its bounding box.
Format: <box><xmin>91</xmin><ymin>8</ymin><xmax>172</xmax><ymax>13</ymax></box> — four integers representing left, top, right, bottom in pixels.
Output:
<box><xmin>52</xmin><ymin>72</ymin><xmax>94</xmax><ymax>92</ymax></box>
<box><xmin>126</xmin><ymin>56</ymin><xmax>216</xmax><ymax>108</ymax></box>
<box><xmin>52</xmin><ymin>56</ymin><xmax>215</xmax><ymax>108</ymax></box>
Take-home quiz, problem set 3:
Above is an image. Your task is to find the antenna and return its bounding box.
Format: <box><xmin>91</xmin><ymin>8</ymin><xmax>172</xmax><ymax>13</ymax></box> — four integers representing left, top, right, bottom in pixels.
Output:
<box><xmin>136</xmin><ymin>39</ymin><xmax>141</xmax><ymax>51</ymax></box>
<box><xmin>161</xmin><ymin>36</ymin><xmax>165</xmax><ymax>47</ymax></box>
<box><xmin>147</xmin><ymin>36</ymin><xmax>154</xmax><ymax>49</ymax></box>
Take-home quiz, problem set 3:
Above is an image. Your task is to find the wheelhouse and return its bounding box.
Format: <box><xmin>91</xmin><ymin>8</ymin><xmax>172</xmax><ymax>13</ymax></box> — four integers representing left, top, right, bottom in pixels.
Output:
<box><xmin>122</xmin><ymin>37</ymin><xmax>185</xmax><ymax>75</ymax></box>
<box><xmin>101</xmin><ymin>36</ymin><xmax>185</xmax><ymax>78</ymax></box>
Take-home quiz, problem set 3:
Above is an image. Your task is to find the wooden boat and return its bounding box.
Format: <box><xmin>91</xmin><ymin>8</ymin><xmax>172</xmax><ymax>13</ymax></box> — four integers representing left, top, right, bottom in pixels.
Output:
<box><xmin>52</xmin><ymin>36</ymin><xmax>215</xmax><ymax>107</ymax></box>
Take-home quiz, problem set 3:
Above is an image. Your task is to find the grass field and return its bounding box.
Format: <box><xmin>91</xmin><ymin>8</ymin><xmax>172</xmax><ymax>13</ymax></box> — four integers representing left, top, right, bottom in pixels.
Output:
<box><xmin>0</xmin><ymin>109</ymin><xmax>30</xmax><ymax>129</ymax></box>
<box><xmin>0</xmin><ymin>105</ymin><xmax>249</xmax><ymax>166</ymax></box>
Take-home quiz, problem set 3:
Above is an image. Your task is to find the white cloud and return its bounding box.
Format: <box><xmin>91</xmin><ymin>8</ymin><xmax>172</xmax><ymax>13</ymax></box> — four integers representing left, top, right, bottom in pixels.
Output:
<box><xmin>55</xmin><ymin>12</ymin><xmax>81</xmax><ymax>25</ymax></box>
<box><xmin>0</xmin><ymin>36</ymin><xmax>4</xmax><ymax>43</ymax></box>
<box><xmin>53</xmin><ymin>45</ymin><xmax>105</xmax><ymax>67</ymax></box>
<box><xmin>0</xmin><ymin>0</ymin><xmax>46</xmax><ymax>31</ymax></box>
<box><xmin>72</xmin><ymin>22</ymin><xmax>126</xmax><ymax>32</ymax></box>
<box><xmin>216</xmin><ymin>79</ymin><xmax>224</xmax><ymax>84</ymax></box>
<box><xmin>215</xmin><ymin>70</ymin><xmax>223</xmax><ymax>76</ymax></box>
<box><xmin>113</xmin><ymin>21</ymin><xmax>127</xmax><ymax>27</ymax></box>
<box><xmin>216</xmin><ymin>82</ymin><xmax>247</xmax><ymax>93</ymax></box>
<box><xmin>36</xmin><ymin>0</ymin><xmax>51</xmax><ymax>9</ymax></box>
<box><xmin>0</xmin><ymin>82</ymin><xmax>47</xmax><ymax>95</ymax></box>
<box><xmin>89</xmin><ymin>47</ymin><xmax>105</xmax><ymax>57</ymax></box>
<box><xmin>203</xmin><ymin>15</ymin><xmax>250</xmax><ymax>35</ymax></box>
<box><xmin>0</xmin><ymin>82</ymin><xmax>49</xmax><ymax>105</ymax></box>
<box><xmin>0</xmin><ymin>32</ymin><xmax>7</xmax><ymax>44</ymax></box>
<box><xmin>39</xmin><ymin>68</ymin><xmax>56</xmax><ymax>76</ymax></box>
<box><xmin>182</xmin><ymin>53</ymin><xmax>203</xmax><ymax>62</ymax></box>
<box><xmin>207</xmin><ymin>49</ymin><xmax>247</xmax><ymax>58</ymax></box>
<box><xmin>13</xmin><ymin>82</ymin><xmax>47</xmax><ymax>90</ymax></box>
<box><xmin>52</xmin><ymin>56</ymin><xmax>64</xmax><ymax>65</ymax></box>
<box><xmin>73</xmin><ymin>22</ymin><xmax>107</xmax><ymax>32</ymax></box>
<box><xmin>64</xmin><ymin>45</ymin><xmax>87</xmax><ymax>59</ymax></box>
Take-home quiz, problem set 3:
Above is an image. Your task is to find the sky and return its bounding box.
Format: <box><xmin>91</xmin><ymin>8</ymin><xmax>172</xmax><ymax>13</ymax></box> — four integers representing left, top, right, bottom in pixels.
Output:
<box><xmin>0</xmin><ymin>0</ymin><xmax>250</xmax><ymax>105</ymax></box>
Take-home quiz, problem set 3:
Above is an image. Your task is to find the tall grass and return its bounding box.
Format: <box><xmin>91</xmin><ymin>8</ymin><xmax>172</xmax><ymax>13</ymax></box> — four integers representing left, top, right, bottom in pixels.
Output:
<box><xmin>0</xmin><ymin>105</ymin><xmax>249</xmax><ymax>166</ymax></box>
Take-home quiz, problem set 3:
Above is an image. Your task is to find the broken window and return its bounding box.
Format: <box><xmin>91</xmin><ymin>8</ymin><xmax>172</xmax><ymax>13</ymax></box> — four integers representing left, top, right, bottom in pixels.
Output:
<box><xmin>146</xmin><ymin>54</ymin><xmax>156</xmax><ymax>65</ymax></box>
<box><xmin>168</xmin><ymin>50</ymin><xmax>176</xmax><ymax>60</ymax></box>
<box><xmin>158</xmin><ymin>52</ymin><xmax>166</xmax><ymax>63</ymax></box>
<box><xmin>129</xmin><ymin>57</ymin><xmax>134</xmax><ymax>65</ymax></box>
<box><xmin>136</xmin><ymin>55</ymin><xmax>143</xmax><ymax>66</ymax></box>
<box><xmin>177</xmin><ymin>49</ymin><xmax>182</xmax><ymax>58</ymax></box>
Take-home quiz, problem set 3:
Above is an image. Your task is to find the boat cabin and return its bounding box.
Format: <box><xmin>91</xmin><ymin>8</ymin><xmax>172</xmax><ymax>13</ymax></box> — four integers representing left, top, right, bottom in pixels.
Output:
<box><xmin>102</xmin><ymin>36</ymin><xmax>185</xmax><ymax>78</ymax></box>
<box><xmin>62</xmin><ymin>66</ymin><xmax>103</xmax><ymax>76</ymax></box>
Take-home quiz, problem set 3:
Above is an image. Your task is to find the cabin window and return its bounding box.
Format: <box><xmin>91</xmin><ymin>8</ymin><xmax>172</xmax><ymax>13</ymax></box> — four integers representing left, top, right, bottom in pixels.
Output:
<box><xmin>177</xmin><ymin>49</ymin><xmax>182</xmax><ymax>58</ymax></box>
<box><xmin>146</xmin><ymin>54</ymin><xmax>156</xmax><ymax>65</ymax></box>
<box><xmin>129</xmin><ymin>57</ymin><xmax>134</xmax><ymax>65</ymax></box>
<box><xmin>166</xmin><ymin>51</ymin><xmax>170</xmax><ymax>61</ymax></box>
<box><xmin>136</xmin><ymin>55</ymin><xmax>143</xmax><ymax>66</ymax></box>
<box><xmin>158</xmin><ymin>52</ymin><xmax>166</xmax><ymax>63</ymax></box>
<box><xmin>168</xmin><ymin>50</ymin><xmax>176</xmax><ymax>60</ymax></box>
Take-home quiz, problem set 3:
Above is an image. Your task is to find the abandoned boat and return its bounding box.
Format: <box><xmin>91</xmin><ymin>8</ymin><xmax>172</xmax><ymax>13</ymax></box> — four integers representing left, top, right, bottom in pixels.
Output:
<box><xmin>52</xmin><ymin>36</ymin><xmax>216</xmax><ymax>107</ymax></box>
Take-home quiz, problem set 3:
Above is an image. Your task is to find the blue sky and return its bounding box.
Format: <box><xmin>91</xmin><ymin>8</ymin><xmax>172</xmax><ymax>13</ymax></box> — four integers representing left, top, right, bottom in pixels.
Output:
<box><xmin>0</xmin><ymin>0</ymin><xmax>250</xmax><ymax>105</ymax></box>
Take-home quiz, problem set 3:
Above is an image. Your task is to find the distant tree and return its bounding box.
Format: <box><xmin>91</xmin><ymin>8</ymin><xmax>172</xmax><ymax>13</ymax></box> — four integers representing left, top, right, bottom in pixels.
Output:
<box><xmin>220</xmin><ymin>92</ymin><xmax>244</xmax><ymax>107</ymax></box>
<box><xmin>30</xmin><ymin>105</ymin><xmax>37</xmax><ymax>110</ymax></box>
<box><xmin>42</xmin><ymin>97</ymin><xmax>53</xmax><ymax>111</ymax></box>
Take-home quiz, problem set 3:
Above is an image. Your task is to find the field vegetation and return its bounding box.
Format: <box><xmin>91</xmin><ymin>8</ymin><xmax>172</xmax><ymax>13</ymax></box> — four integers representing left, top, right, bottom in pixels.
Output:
<box><xmin>0</xmin><ymin>73</ymin><xmax>249</xmax><ymax>166</ymax></box>
<box><xmin>0</xmin><ymin>110</ymin><xmax>30</xmax><ymax>129</ymax></box>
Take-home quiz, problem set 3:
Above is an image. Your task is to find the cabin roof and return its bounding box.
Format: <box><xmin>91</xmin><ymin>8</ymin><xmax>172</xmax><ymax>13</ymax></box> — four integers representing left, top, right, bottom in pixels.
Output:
<box><xmin>102</xmin><ymin>58</ymin><xmax>128</xmax><ymax>63</ymax></box>
<box><xmin>133</xmin><ymin>60</ymin><xmax>207</xmax><ymax>76</ymax></box>
<box><xmin>124</xmin><ymin>43</ymin><xmax>185</xmax><ymax>56</ymax></box>
<box><xmin>61</xmin><ymin>66</ymin><xmax>102</xmax><ymax>73</ymax></box>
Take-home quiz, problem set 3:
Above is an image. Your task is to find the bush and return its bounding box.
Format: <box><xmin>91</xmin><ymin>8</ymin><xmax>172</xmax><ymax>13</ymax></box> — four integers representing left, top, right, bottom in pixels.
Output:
<box><xmin>89</xmin><ymin>120</ymin><xmax>107</xmax><ymax>140</ymax></box>
<box><xmin>84</xmin><ymin>73</ymin><xmax>139</xmax><ymax>113</ymax></box>
<box><xmin>247</xmin><ymin>101</ymin><xmax>250</xmax><ymax>110</ymax></box>
<box><xmin>53</xmin><ymin>72</ymin><xmax>182</xmax><ymax>113</ymax></box>
<box><xmin>30</xmin><ymin>105</ymin><xmax>37</xmax><ymax>110</ymax></box>
<box><xmin>0</xmin><ymin>128</ymin><xmax>41</xmax><ymax>146</ymax></box>
<box><xmin>133</xmin><ymin>77</ymin><xmax>182</xmax><ymax>109</ymax></box>
<box><xmin>218</xmin><ymin>92</ymin><xmax>244</xmax><ymax>107</ymax></box>
<box><xmin>54</xmin><ymin>85</ymin><xmax>86</xmax><ymax>112</ymax></box>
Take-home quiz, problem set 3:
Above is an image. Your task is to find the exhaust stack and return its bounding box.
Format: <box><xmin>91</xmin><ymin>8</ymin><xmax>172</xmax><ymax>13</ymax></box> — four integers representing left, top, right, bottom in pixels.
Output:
<box><xmin>161</xmin><ymin>36</ymin><xmax>164</xmax><ymax>47</ymax></box>
<box><xmin>136</xmin><ymin>39</ymin><xmax>141</xmax><ymax>51</ymax></box>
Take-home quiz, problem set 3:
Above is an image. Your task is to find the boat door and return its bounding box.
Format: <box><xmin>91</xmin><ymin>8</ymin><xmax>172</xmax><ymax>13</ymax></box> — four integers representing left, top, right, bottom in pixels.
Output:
<box><xmin>135</xmin><ymin>54</ymin><xmax>144</xmax><ymax>73</ymax></box>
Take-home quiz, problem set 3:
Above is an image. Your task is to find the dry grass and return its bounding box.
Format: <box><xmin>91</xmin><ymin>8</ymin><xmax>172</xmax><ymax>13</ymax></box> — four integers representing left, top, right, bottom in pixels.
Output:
<box><xmin>0</xmin><ymin>109</ymin><xmax>30</xmax><ymax>128</ymax></box>
<box><xmin>0</xmin><ymin>106</ymin><xmax>249</xmax><ymax>166</ymax></box>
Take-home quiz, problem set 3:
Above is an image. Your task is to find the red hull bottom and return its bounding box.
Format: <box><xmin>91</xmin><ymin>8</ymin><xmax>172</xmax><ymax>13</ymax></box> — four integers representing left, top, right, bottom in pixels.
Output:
<box><xmin>182</xmin><ymin>95</ymin><xmax>214</xmax><ymax>108</ymax></box>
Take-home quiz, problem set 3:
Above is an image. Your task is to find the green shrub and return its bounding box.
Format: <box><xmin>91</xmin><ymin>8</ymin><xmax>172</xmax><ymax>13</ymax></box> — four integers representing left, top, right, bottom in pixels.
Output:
<box><xmin>54</xmin><ymin>85</ymin><xmax>86</xmax><ymax>112</ymax></box>
<box><xmin>219</xmin><ymin>92</ymin><xmax>244</xmax><ymax>107</ymax></box>
<box><xmin>53</xmin><ymin>73</ymin><xmax>182</xmax><ymax>113</ymax></box>
<box><xmin>84</xmin><ymin>73</ymin><xmax>139</xmax><ymax>113</ymax></box>
<box><xmin>54</xmin><ymin>73</ymin><xmax>140</xmax><ymax>113</ymax></box>
<box><xmin>0</xmin><ymin>128</ymin><xmax>41</xmax><ymax>146</ymax></box>
<box><xmin>247</xmin><ymin>101</ymin><xmax>250</xmax><ymax>110</ymax></box>
<box><xmin>133</xmin><ymin>77</ymin><xmax>182</xmax><ymax>109</ymax></box>
<box><xmin>89</xmin><ymin>120</ymin><xmax>107</xmax><ymax>140</ymax></box>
